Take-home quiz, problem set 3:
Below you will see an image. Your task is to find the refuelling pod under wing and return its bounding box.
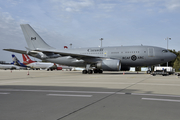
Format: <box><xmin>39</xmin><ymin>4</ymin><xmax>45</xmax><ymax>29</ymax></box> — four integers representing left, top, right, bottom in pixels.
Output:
<box><xmin>96</xmin><ymin>59</ymin><xmax>121</xmax><ymax>71</ymax></box>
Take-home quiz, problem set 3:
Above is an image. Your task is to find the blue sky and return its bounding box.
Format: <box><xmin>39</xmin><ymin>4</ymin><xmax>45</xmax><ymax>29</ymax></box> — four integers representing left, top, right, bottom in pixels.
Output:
<box><xmin>0</xmin><ymin>0</ymin><xmax>180</xmax><ymax>62</ymax></box>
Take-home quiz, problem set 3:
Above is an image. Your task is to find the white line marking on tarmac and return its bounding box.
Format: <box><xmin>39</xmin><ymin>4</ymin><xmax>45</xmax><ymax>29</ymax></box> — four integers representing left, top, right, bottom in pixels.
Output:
<box><xmin>131</xmin><ymin>93</ymin><xmax>180</xmax><ymax>98</ymax></box>
<box><xmin>2</xmin><ymin>81</ymin><xmax>180</xmax><ymax>87</ymax></box>
<box><xmin>0</xmin><ymin>89</ymin><xmax>115</xmax><ymax>94</ymax></box>
<box><xmin>138</xmin><ymin>83</ymin><xmax>180</xmax><ymax>87</ymax></box>
<box><xmin>47</xmin><ymin>82</ymin><xmax>180</xmax><ymax>87</ymax></box>
<box><xmin>116</xmin><ymin>92</ymin><xmax>180</xmax><ymax>98</ymax></box>
<box><xmin>0</xmin><ymin>92</ymin><xmax>9</xmax><ymax>95</ymax></box>
<box><xmin>47</xmin><ymin>94</ymin><xmax>92</xmax><ymax>97</ymax></box>
<box><xmin>1</xmin><ymin>89</ymin><xmax>180</xmax><ymax>99</ymax></box>
<box><xmin>142</xmin><ymin>98</ymin><xmax>180</xmax><ymax>102</ymax></box>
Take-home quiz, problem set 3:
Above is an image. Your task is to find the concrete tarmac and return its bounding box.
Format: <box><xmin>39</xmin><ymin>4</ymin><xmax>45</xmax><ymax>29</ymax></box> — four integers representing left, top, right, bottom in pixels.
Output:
<box><xmin>0</xmin><ymin>70</ymin><xmax>180</xmax><ymax>120</ymax></box>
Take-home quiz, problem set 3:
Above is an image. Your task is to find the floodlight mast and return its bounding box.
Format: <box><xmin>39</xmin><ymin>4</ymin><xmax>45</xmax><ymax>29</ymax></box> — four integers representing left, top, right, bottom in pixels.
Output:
<box><xmin>165</xmin><ymin>37</ymin><xmax>171</xmax><ymax>67</ymax></box>
<box><xmin>100</xmin><ymin>38</ymin><xmax>103</xmax><ymax>47</ymax></box>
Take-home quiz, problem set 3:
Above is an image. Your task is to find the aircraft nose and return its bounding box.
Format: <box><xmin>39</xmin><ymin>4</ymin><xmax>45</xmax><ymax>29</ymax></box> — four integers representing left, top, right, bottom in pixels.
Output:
<box><xmin>171</xmin><ymin>53</ymin><xmax>177</xmax><ymax>60</ymax></box>
<box><xmin>163</xmin><ymin>52</ymin><xmax>176</xmax><ymax>63</ymax></box>
<box><xmin>168</xmin><ymin>52</ymin><xmax>177</xmax><ymax>61</ymax></box>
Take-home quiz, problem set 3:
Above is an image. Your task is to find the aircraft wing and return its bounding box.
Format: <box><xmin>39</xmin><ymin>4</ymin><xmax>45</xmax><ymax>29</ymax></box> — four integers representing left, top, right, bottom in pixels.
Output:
<box><xmin>3</xmin><ymin>49</ymin><xmax>27</xmax><ymax>54</ymax></box>
<box><xmin>3</xmin><ymin>48</ymin><xmax>113</xmax><ymax>64</ymax></box>
<box><xmin>3</xmin><ymin>49</ymin><xmax>42</xmax><ymax>60</ymax></box>
<box><xmin>34</xmin><ymin>49</ymin><xmax>104</xmax><ymax>60</ymax></box>
<box><xmin>3</xmin><ymin>48</ymin><xmax>102</xmax><ymax>59</ymax></box>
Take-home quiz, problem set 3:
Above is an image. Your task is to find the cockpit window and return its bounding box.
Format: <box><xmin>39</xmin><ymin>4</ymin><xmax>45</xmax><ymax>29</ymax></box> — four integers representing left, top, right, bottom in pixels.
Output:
<box><xmin>162</xmin><ymin>50</ymin><xmax>168</xmax><ymax>53</ymax></box>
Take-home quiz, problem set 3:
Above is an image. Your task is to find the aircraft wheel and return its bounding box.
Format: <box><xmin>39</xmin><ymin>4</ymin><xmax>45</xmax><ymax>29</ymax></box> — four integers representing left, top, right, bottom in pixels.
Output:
<box><xmin>82</xmin><ymin>70</ymin><xmax>88</xmax><ymax>74</ymax></box>
<box><xmin>94</xmin><ymin>69</ymin><xmax>98</xmax><ymax>74</ymax></box>
<box><xmin>98</xmin><ymin>69</ymin><xmax>103</xmax><ymax>74</ymax></box>
<box><xmin>88</xmin><ymin>70</ymin><xmax>93</xmax><ymax>74</ymax></box>
<box><xmin>147</xmin><ymin>70</ymin><xmax>151</xmax><ymax>74</ymax></box>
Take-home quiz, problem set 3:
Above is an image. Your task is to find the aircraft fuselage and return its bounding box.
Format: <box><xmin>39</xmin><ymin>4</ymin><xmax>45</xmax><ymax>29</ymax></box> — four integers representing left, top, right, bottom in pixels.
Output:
<box><xmin>45</xmin><ymin>45</ymin><xmax>176</xmax><ymax>68</ymax></box>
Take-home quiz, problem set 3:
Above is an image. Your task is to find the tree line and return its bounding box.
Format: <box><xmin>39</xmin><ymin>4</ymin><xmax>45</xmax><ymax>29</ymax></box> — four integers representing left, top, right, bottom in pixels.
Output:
<box><xmin>162</xmin><ymin>50</ymin><xmax>180</xmax><ymax>71</ymax></box>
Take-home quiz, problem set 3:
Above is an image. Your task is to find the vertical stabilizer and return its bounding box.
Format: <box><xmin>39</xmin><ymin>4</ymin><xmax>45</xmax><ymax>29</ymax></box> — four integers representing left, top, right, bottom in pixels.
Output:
<box><xmin>20</xmin><ymin>24</ymin><xmax>54</xmax><ymax>50</ymax></box>
<box><xmin>22</xmin><ymin>54</ymin><xmax>35</xmax><ymax>65</ymax></box>
<box><xmin>11</xmin><ymin>54</ymin><xmax>26</xmax><ymax>67</ymax></box>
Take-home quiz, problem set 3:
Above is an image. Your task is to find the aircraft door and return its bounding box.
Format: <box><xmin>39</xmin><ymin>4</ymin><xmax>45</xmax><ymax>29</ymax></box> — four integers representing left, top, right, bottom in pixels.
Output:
<box><xmin>148</xmin><ymin>48</ymin><xmax>154</xmax><ymax>57</ymax></box>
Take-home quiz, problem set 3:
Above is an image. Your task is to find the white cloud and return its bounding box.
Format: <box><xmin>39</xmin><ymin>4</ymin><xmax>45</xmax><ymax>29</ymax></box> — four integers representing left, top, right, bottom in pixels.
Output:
<box><xmin>165</xmin><ymin>0</ymin><xmax>180</xmax><ymax>11</ymax></box>
<box><xmin>0</xmin><ymin>11</ymin><xmax>17</xmax><ymax>34</ymax></box>
<box><xmin>7</xmin><ymin>0</ymin><xmax>23</xmax><ymax>6</ymax></box>
<box><xmin>0</xmin><ymin>10</ymin><xmax>27</xmax><ymax>62</ymax></box>
<box><xmin>98</xmin><ymin>3</ymin><xmax>116</xmax><ymax>12</ymax></box>
<box><xmin>116</xmin><ymin>0</ymin><xmax>180</xmax><ymax>13</ymax></box>
<box><xmin>51</xmin><ymin>0</ymin><xmax>94</xmax><ymax>12</ymax></box>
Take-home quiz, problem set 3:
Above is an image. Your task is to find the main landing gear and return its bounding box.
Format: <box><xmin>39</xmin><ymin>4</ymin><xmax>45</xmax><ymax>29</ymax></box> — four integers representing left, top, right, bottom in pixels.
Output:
<box><xmin>82</xmin><ymin>64</ymin><xmax>103</xmax><ymax>74</ymax></box>
<box><xmin>82</xmin><ymin>69</ymin><xmax>103</xmax><ymax>74</ymax></box>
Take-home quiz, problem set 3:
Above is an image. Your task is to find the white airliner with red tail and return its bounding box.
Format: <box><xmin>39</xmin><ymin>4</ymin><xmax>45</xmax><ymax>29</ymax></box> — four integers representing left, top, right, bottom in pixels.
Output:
<box><xmin>22</xmin><ymin>54</ymin><xmax>56</xmax><ymax>70</ymax></box>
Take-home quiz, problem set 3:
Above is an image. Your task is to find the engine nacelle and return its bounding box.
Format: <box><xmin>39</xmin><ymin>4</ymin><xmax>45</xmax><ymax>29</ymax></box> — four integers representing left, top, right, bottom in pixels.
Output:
<box><xmin>96</xmin><ymin>59</ymin><xmax>121</xmax><ymax>71</ymax></box>
<box><xmin>35</xmin><ymin>52</ymin><xmax>60</xmax><ymax>59</ymax></box>
<box><xmin>37</xmin><ymin>52</ymin><xmax>48</xmax><ymax>59</ymax></box>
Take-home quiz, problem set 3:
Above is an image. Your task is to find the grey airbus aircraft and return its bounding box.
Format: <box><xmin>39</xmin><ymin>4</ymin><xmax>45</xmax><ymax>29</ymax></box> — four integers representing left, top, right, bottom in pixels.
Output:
<box><xmin>4</xmin><ymin>24</ymin><xmax>176</xmax><ymax>74</ymax></box>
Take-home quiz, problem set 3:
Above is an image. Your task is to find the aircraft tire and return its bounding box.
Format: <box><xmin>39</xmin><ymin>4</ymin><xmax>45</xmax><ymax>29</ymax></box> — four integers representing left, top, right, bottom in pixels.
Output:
<box><xmin>82</xmin><ymin>70</ymin><xmax>88</xmax><ymax>74</ymax></box>
<box><xmin>93</xmin><ymin>69</ymin><xmax>98</xmax><ymax>74</ymax></box>
<box><xmin>88</xmin><ymin>70</ymin><xmax>93</xmax><ymax>74</ymax></box>
<box><xmin>99</xmin><ymin>69</ymin><xmax>103</xmax><ymax>74</ymax></box>
<box><xmin>147</xmin><ymin>70</ymin><xmax>151</xmax><ymax>74</ymax></box>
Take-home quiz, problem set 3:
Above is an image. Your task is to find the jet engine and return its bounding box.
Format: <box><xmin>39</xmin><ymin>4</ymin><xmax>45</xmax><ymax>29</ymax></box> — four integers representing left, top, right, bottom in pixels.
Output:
<box><xmin>96</xmin><ymin>59</ymin><xmax>121</xmax><ymax>71</ymax></box>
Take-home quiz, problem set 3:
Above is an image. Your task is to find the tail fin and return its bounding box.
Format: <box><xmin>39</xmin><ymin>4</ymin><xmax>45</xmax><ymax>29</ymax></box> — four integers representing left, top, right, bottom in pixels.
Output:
<box><xmin>11</xmin><ymin>54</ymin><xmax>26</xmax><ymax>67</ymax></box>
<box><xmin>20</xmin><ymin>24</ymin><xmax>54</xmax><ymax>50</ymax></box>
<box><xmin>22</xmin><ymin>54</ymin><xmax>35</xmax><ymax>65</ymax></box>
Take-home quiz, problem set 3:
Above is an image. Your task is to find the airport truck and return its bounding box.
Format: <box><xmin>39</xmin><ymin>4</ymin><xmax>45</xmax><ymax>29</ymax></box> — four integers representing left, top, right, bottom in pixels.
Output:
<box><xmin>151</xmin><ymin>66</ymin><xmax>175</xmax><ymax>76</ymax></box>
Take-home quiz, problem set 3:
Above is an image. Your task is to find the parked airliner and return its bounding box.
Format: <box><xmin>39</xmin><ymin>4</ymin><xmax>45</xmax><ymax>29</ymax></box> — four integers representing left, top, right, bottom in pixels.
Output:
<box><xmin>4</xmin><ymin>24</ymin><xmax>176</xmax><ymax>74</ymax></box>
<box><xmin>22</xmin><ymin>54</ymin><xmax>56</xmax><ymax>70</ymax></box>
<box><xmin>0</xmin><ymin>54</ymin><xmax>27</xmax><ymax>70</ymax></box>
<box><xmin>22</xmin><ymin>54</ymin><xmax>72</xmax><ymax>71</ymax></box>
<box><xmin>0</xmin><ymin>64</ymin><xmax>25</xmax><ymax>70</ymax></box>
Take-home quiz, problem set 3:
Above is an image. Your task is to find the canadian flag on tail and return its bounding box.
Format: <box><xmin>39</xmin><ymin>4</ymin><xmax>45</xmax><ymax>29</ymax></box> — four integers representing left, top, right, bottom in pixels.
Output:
<box><xmin>22</xmin><ymin>54</ymin><xmax>35</xmax><ymax>65</ymax></box>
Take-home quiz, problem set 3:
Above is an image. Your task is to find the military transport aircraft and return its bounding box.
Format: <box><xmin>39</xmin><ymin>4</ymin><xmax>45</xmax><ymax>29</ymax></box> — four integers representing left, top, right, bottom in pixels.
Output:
<box><xmin>4</xmin><ymin>24</ymin><xmax>176</xmax><ymax>74</ymax></box>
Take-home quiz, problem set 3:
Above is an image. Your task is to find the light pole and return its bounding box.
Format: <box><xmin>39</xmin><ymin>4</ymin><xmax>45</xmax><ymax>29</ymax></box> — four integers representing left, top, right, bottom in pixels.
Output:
<box><xmin>100</xmin><ymin>38</ymin><xmax>103</xmax><ymax>47</ymax></box>
<box><xmin>165</xmin><ymin>37</ymin><xmax>171</xmax><ymax>66</ymax></box>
